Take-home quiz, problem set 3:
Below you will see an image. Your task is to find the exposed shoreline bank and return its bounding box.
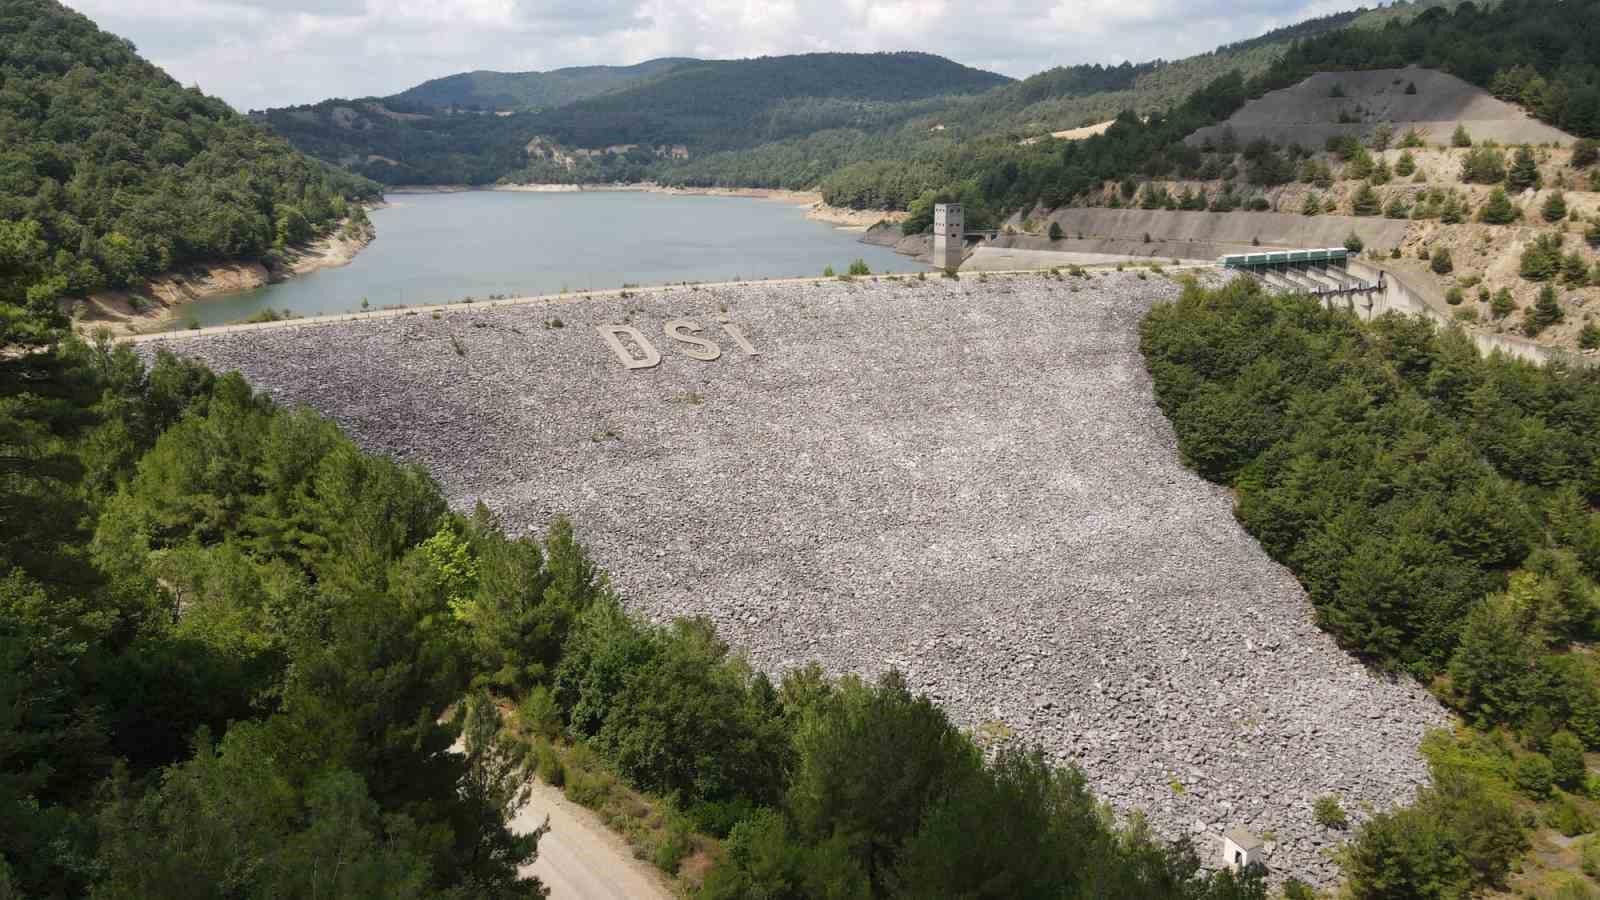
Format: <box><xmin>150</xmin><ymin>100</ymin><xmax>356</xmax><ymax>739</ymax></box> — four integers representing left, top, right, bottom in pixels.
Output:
<box><xmin>390</xmin><ymin>180</ymin><xmax>905</xmax><ymax>229</ymax></box>
<box><xmin>70</xmin><ymin>213</ymin><xmax>379</xmax><ymax>336</ymax></box>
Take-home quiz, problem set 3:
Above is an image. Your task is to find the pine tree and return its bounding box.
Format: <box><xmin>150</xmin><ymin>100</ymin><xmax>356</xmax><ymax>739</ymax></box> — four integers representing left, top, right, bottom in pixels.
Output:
<box><xmin>1452</xmin><ymin>124</ymin><xmax>1473</xmax><ymax>147</ymax></box>
<box><xmin>1491</xmin><ymin>287</ymin><xmax>1517</xmax><ymax>318</ymax></box>
<box><xmin>1352</xmin><ymin>183</ymin><xmax>1382</xmax><ymax>216</ymax></box>
<box><xmin>1542</xmin><ymin>191</ymin><xmax>1568</xmax><ymax>222</ymax></box>
<box><xmin>1509</xmin><ymin>145</ymin><xmax>1541</xmax><ymax>191</ymax></box>
<box><xmin>1564</xmin><ymin>252</ymin><xmax>1590</xmax><ymax>286</ymax></box>
<box><xmin>1395</xmin><ymin>151</ymin><xmax>1417</xmax><ymax>177</ymax></box>
<box><xmin>1385</xmin><ymin>195</ymin><xmax>1410</xmax><ymax>219</ymax></box>
<box><xmin>1479</xmin><ymin>188</ymin><xmax>1516</xmax><ymax>225</ymax></box>
<box><xmin>1524</xmin><ymin>283</ymin><xmax>1564</xmax><ymax>336</ymax></box>
<box><xmin>1302</xmin><ymin>193</ymin><xmax>1322</xmax><ymax>216</ymax></box>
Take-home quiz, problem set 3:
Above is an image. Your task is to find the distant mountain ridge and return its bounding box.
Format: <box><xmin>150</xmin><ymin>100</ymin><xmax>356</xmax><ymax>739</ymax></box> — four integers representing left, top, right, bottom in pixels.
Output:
<box><xmin>389</xmin><ymin>58</ymin><xmax>696</xmax><ymax>111</ymax></box>
<box><xmin>258</xmin><ymin>51</ymin><xmax>1011</xmax><ymax>184</ymax></box>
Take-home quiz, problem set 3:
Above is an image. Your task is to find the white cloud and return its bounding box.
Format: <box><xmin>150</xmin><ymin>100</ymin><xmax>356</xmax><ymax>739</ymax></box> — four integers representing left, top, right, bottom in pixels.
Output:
<box><xmin>61</xmin><ymin>0</ymin><xmax>1368</xmax><ymax>112</ymax></box>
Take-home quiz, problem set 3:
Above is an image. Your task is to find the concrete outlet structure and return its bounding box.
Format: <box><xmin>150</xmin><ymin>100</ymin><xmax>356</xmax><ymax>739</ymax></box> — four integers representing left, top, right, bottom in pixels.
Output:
<box><xmin>1223</xmin><ymin>828</ymin><xmax>1265</xmax><ymax>871</ymax></box>
<box><xmin>933</xmin><ymin>202</ymin><xmax>963</xmax><ymax>271</ymax></box>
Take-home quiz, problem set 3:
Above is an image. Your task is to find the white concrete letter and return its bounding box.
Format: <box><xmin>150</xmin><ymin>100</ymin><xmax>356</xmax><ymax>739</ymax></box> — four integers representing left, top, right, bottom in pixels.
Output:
<box><xmin>596</xmin><ymin>324</ymin><xmax>661</xmax><ymax>369</ymax></box>
<box><xmin>719</xmin><ymin>322</ymin><xmax>759</xmax><ymax>356</ymax></box>
<box><xmin>664</xmin><ymin>318</ymin><xmax>721</xmax><ymax>361</ymax></box>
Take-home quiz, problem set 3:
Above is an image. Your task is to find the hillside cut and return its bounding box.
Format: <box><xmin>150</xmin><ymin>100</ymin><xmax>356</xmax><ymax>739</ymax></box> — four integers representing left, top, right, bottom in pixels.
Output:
<box><xmin>138</xmin><ymin>274</ymin><xmax>1449</xmax><ymax>885</ymax></box>
<box><xmin>1189</xmin><ymin>66</ymin><xmax>1573</xmax><ymax>147</ymax></box>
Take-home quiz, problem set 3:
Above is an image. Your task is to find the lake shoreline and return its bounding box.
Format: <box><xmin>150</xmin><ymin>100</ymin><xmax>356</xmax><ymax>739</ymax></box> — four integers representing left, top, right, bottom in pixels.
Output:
<box><xmin>99</xmin><ymin>189</ymin><xmax>917</xmax><ymax>330</ymax></box>
<box><xmin>70</xmin><ymin>213</ymin><xmax>379</xmax><ymax>336</ymax></box>
<box><xmin>388</xmin><ymin>181</ymin><xmax>904</xmax><ymax>229</ymax></box>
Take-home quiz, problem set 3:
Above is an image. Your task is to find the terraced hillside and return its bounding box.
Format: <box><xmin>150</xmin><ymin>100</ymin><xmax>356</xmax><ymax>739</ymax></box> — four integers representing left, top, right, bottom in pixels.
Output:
<box><xmin>133</xmin><ymin>273</ymin><xmax>1450</xmax><ymax>886</ymax></box>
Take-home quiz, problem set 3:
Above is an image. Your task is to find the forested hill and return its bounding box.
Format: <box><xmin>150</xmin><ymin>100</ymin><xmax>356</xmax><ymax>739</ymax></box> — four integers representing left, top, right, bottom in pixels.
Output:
<box><xmin>259</xmin><ymin>51</ymin><xmax>1009</xmax><ymax>185</ymax></box>
<box><xmin>0</xmin><ymin>0</ymin><xmax>379</xmax><ymax>314</ymax></box>
<box><xmin>519</xmin><ymin>52</ymin><xmax>1010</xmax><ymax>150</ymax></box>
<box><xmin>389</xmin><ymin>58</ymin><xmax>695</xmax><ymax>112</ymax></box>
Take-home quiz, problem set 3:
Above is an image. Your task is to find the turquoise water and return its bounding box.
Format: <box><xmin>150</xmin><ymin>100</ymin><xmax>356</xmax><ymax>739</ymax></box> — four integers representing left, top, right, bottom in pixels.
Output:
<box><xmin>184</xmin><ymin>191</ymin><xmax>919</xmax><ymax>327</ymax></box>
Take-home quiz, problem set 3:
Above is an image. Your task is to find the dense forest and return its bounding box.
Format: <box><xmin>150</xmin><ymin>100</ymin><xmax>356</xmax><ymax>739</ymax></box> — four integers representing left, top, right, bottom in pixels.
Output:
<box><xmin>0</xmin><ymin>0</ymin><xmax>380</xmax><ymax>303</ymax></box>
<box><xmin>1142</xmin><ymin>278</ymin><xmax>1600</xmax><ymax>897</ymax></box>
<box><xmin>388</xmin><ymin>58</ymin><xmax>693</xmax><ymax>112</ymax></box>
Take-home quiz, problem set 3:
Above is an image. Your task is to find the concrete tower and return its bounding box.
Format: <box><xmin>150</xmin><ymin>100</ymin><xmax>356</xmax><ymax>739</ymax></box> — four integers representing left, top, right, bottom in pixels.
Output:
<box><xmin>933</xmin><ymin>202</ymin><xmax>964</xmax><ymax>272</ymax></box>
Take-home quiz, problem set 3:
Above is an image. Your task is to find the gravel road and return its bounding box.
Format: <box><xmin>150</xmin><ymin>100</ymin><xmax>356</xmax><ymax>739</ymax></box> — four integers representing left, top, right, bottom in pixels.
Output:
<box><xmin>512</xmin><ymin>779</ymin><xmax>673</xmax><ymax>900</ymax></box>
<box><xmin>139</xmin><ymin>272</ymin><xmax>1450</xmax><ymax>885</ymax></box>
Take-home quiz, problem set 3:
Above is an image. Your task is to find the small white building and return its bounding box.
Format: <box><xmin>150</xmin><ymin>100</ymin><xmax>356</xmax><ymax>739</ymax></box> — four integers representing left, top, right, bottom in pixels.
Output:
<box><xmin>1222</xmin><ymin>827</ymin><xmax>1265</xmax><ymax>871</ymax></box>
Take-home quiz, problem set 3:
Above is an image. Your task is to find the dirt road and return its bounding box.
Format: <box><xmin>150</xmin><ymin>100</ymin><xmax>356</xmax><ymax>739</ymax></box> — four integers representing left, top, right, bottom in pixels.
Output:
<box><xmin>512</xmin><ymin>778</ymin><xmax>673</xmax><ymax>900</ymax></box>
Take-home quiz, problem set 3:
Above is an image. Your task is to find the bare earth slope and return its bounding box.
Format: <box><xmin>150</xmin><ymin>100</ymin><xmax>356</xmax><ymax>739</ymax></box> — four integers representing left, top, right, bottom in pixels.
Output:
<box><xmin>136</xmin><ymin>274</ymin><xmax>1448</xmax><ymax>885</ymax></box>
<box><xmin>1190</xmin><ymin>66</ymin><xmax>1573</xmax><ymax>147</ymax></box>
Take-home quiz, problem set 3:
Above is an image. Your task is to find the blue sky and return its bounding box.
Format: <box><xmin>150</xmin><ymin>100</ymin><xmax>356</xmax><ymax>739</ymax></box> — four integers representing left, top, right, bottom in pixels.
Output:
<box><xmin>63</xmin><ymin>0</ymin><xmax>1363</xmax><ymax>112</ymax></box>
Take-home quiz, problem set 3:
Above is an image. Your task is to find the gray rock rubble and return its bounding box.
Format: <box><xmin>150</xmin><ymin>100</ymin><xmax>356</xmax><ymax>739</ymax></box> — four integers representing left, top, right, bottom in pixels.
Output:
<box><xmin>138</xmin><ymin>272</ymin><xmax>1450</xmax><ymax>886</ymax></box>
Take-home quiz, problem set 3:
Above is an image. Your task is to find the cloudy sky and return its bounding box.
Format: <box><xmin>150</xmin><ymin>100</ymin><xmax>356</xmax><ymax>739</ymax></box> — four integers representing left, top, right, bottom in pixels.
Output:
<box><xmin>63</xmin><ymin>0</ymin><xmax>1361</xmax><ymax>112</ymax></box>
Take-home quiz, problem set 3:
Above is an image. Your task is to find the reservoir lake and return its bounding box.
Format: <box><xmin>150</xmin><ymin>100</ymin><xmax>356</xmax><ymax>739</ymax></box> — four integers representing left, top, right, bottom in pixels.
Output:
<box><xmin>185</xmin><ymin>190</ymin><xmax>920</xmax><ymax>327</ymax></box>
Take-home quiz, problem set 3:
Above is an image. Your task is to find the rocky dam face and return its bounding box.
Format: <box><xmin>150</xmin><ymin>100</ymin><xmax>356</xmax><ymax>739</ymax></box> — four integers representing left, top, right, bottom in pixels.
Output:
<box><xmin>136</xmin><ymin>271</ymin><xmax>1450</xmax><ymax>885</ymax></box>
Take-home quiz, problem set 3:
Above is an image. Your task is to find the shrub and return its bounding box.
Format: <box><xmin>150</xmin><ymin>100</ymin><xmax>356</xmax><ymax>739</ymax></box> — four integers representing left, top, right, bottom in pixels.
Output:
<box><xmin>822</xmin><ymin>265</ymin><xmax>835</xmax><ymax>277</ymax></box>
<box><xmin>1445</xmin><ymin>287</ymin><xmax>1465</xmax><ymax>305</ymax></box>
<box><xmin>564</xmin><ymin>767</ymin><xmax>613</xmax><ymax>808</ymax></box>
<box><xmin>1048</xmin><ymin>221</ymin><xmax>1063</xmax><ymax>240</ymax></box>
<box><xmin>519</xmin><ymin>684</ymin><xmax>562</xmax><ymax>740</ymax></box>
<box><xmin>1344</xmin><ymin>231</ymin><xmax>1364</xmax><ymax>253</ymax></box>
<box><xmin>1584</xmin><ymin>836</ymin><xmax>1600</xmax><ymax>877</ymax></box>
<box><xmin>534</xmin><ymin>739</ymin><xmax>565</xmax><ymax>787</ymax></box>
<box><xmin>1314</xmin><ymin>794</ymin><xmax>1349</xmax><ymax>829</ymax></box>
<box><xmin>847</xmin><ymin>259</ymin><xmax>871</xmax><ymax>277</ymax></box>
<box><xmin>1514</xmin><ymin>752</ymin><xmax>1555</xmax><ymax>799</ymax></box>
<box><xmin>1547</xmin><ymin>792</ymin><xmax>1594</xmax><ymax>837</ymax></box>
<box><xmin>1431</xmin><ymin>248</ymin><xmax>1454</xmax><ymax>275</ymax></box>
<box><xmin>1405</xmin><ymin>81</ymin><xmax>1418</xmax><ymax>95</ymax></box>
<box><xmin>1452</xmin><ymin>124</ymin><xmax>1473</xmax><ymax>147</ymax></box>
<box><xmin>1552</xmin><ymin>731</ymin><xmax>1588</xmax><ymax>790</ymax></box>
<box><xmin>1553</xmin><ymin>874</ymin><xmax>1600</xmax><ymax>900</ymax></box>
<box><xmin>651</xmin><ymin>817</ymin><xmax>691</xmax><ymax>875</ymax></box>
<box><xmin>1461</xmin><ymin>146</ymin><xmax>1507</xmax><ymax>183</ymax></box>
